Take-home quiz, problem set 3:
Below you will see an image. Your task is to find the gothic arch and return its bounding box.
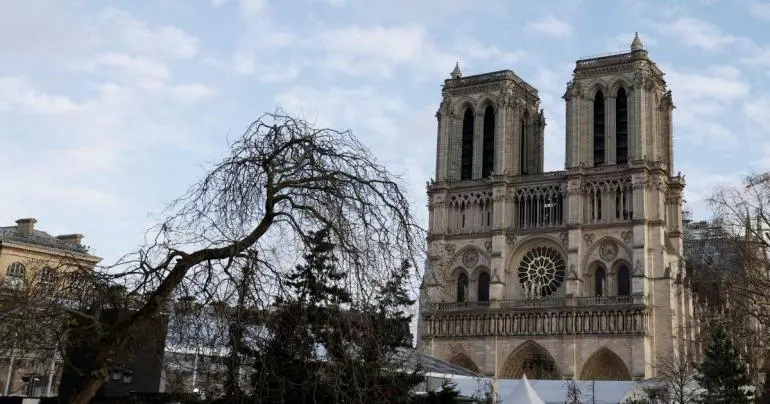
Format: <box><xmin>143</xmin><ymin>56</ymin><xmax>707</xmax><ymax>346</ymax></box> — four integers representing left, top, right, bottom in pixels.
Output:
<box><xmin>452</xmin><ymin>98</ymin><xmax>476</xmax><ymax>116</ymax></box>
<box><xmin>470</xmin><ymin>265</ymin><xmax>491</xmax><ymax>281</ymax></box>
<box><xmin>579</xmin><ymin>347</ymin><xmax>631</xmax><ymax>380</ymax></box>
<box><xmin>449</xmin><ymin>353</ymin><xmax>480</xmax><ymax>373</ymax></box>
<box><xmin>506</xmin><ymin>236</ymin><xmax>567</xmax><ymax>271</ymax></box>
<box><xmin>500</xmin><ymin>340</ymin><xmax>560</xmax><ymax>379</ymax></box>
<box><xmin>587</xmin><ymin>81</ymin><xmax>610</xmax><ymax>99</ymax></box>
<box><xmin>580</xmin><ymin>236</ymin><xmax>632</xmax><ymax>274</ymax></box>
<box><xmin>449</xmin><ymin>245</ymin><xmax>490</xmax><ymax>271</ymax></box>
<box><xmin>612</xmin><ymin>260</ymin><xmax>632</xmax><ymax>296</ymax></box>
<box><xmin>476</xmin><ymin>97</ymin><xmax>497</xmax><ymax>114</ymax></box>
<box><xmin>585</xmin><ymin>260</ymin><xmax>608</xmax><ymax>296</ymax></box>
<box><xmin>609</xmin><ymin>79</ymin><xmax>632</xmax><ymax>95</ymax></box>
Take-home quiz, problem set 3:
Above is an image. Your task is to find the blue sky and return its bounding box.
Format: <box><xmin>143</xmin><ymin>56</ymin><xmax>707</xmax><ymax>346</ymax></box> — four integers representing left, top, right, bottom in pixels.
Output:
<box><xmin>1</xmin><ymin>0</ymin><xmax>769</xmax><ymax>264</ymax></box>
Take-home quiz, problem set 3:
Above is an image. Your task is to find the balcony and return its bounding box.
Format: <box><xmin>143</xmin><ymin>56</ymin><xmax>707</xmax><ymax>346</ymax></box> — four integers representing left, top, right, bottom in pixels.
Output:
<box><xmin>421</xmin><ymin>296</ymin><xmax>650</xmax><ymax>338</ymax></box>
<box><xmin>426</xmin><ymin>295</ymin><xmax>647</xmax><ymax>312</ymax></box>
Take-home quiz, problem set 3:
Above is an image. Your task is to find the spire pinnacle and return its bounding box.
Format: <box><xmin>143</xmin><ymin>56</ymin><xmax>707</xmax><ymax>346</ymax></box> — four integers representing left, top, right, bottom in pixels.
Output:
<box><xmin>450</xmin><ymin>62</ymin><xmax>462</xmax><ymax>79</ymax></box>
<box><xmin>631</xmin><ymin>32</ymin><xmax>644</xmax><ymax>51</ymax></box>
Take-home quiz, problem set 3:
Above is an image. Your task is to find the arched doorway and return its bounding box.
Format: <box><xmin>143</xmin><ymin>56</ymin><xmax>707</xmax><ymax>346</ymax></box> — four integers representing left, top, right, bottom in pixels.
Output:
<box><xmin>448</xmin><ymin>353</ymin><xmax>480</xmax><ymax>373</ymax></box>
<box><xmin>579</xmin><ymin>347</ymin><xmax>632</xmax><ymax>380</ymax></box>
<box><xmin>500</xmin><ymin>341</ymin><xmax>560</xmax><ymax>379</ymax></box>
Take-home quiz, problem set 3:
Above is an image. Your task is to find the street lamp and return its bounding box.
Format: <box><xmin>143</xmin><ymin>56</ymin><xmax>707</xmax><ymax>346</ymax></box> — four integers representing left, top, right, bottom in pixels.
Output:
<box><xmin>523</xmin><ymin>353</ymin><xmax>555</xmax><ymax>379</ymax></box>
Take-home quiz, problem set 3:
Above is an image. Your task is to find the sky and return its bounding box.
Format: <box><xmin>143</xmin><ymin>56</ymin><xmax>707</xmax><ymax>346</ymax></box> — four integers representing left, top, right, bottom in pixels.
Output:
<box><xmin>1</xmin><ymin>0</ymin><xmax>769</xmax><ymax>265</ymax></box>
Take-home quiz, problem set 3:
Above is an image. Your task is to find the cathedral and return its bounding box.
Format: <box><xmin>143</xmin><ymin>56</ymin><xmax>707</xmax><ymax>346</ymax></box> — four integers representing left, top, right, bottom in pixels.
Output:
<box><xmin>417</xmin><ymin>34</ymin><xmax>695</xmax><ymax>381</ymax></box>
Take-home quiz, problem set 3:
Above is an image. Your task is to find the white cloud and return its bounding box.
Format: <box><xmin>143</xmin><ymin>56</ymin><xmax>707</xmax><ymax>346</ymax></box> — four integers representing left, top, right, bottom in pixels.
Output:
<box><xmin>239</xmin><ymin>0</ymin><xmax>267</xmax><ymax>16</ymax></box>
<box><xmin>525</xmin><ymin>16</ymin><xmax>573</xmax><ymax>39</ymax></box>
<box><xmin>744</xmin><ymin>97</ymin><xmax>770</xmax><ymax>128</ymax></box>
<box><xmin>665</xmin><ymin>65</ymin><xmax>750</xmax><ymax>103</ymax></box>
<box><xmin>0</xmin><ymin>77</ymin><xmax>81</xmax><ymax>114</ymax></box>
<box><xmin>97</xmin><ymin>7</ymin><xmax>199</xmax><ymax>60</ymax></box>
<box><xmin>749</xmin><ymin>1</ymin><xmax>770</xmax><ymax>20</ymax></box>
<box><xmin>662</xmin><ymin>65</ymin><xmax>750</xmax><ymax>147</ymax></box>
<box><xmin>659</xmin><ymin>17</ymin><xmax>737</xmax><ymax>51</ymax></box>
<box><xmin>95</xmin><ymin>53</ymin><xmax>171</xmax><ymax>81</ymax></box>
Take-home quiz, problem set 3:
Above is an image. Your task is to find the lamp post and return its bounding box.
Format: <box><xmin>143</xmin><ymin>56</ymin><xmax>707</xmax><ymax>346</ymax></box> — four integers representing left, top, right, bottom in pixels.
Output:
<box><xmin>523</xmin><ymin>353</ymin><xmax>555</xmax><ymax>379</ymax></box>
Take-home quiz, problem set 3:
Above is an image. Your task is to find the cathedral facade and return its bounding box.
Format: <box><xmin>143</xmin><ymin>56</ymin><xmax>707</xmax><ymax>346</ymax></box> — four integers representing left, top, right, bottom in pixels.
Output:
<box><xmin>418</xmin><ymin>34</ymin><xmax>695</xmax><ymax>380</ymax></box>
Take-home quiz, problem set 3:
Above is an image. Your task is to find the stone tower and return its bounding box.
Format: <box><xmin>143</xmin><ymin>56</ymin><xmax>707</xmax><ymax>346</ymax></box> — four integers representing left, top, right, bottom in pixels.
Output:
<box><xmin>419</xmin><ymin>34</ymin><xmax>694</xmax><ymax>380</ymax></box>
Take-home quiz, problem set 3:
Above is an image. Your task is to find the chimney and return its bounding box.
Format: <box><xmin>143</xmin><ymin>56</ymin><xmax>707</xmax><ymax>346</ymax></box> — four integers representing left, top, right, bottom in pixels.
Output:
<box><xmin>57</xmin><ymin>234</ymin><xmax>84</xmax><ymax>246</ymax></box>
<box><xmin>16</xmin><ymin>218</ymin><xmax>37</xmax><ymax>236</ymax></box>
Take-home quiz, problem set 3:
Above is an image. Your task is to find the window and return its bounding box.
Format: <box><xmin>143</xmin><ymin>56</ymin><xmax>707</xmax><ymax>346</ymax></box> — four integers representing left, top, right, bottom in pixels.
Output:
<box><xmin>617</xmin><ymin>265</ymin><xmax>631</xmax><ymax>296</ymax></box>
<box><xmin>482</xmin><ymin>106</ymin><xmax>495</xmax><ymax>178</ymax></box>
<box><xmin>477</xmin><ymin>272</ymin><xmax>490</xmax><ymax>302</ymax></box>
<box><xmin>7</xmin><ymin>262</ymin><xmax>25</xmax><ymax>278</ymax></box>
<box><xmin>520</xmin><ymin>113</ymin><xmax>529</xmax><ymax>174</ymax></box>
<box><xmin>457</xmin><ymin>273</ymin><xmax>469</xmax><ymax>302</ymax></box>
<box><xmin>40</xmin><ymin>267</ymin><xmax>55</xmax><ymax>283</ymax></box>
<box><xmin>616</xmin><ymin>87</ymin><xmax>629</xmax><ymax>164</ymax></box>
<box><xmin>461</xmin><ymin>109</ymin><xmax>474</xmax><ymax>180</ymax></box>
<box><xmin>593</xmin><ymin>91</ymin><xmax>606</xmax><ymax>166</ymax></box>
<box><xmin>594</xmin><ymin>266</ymin><xmax>606</xmax><ymax>297</ymax></box>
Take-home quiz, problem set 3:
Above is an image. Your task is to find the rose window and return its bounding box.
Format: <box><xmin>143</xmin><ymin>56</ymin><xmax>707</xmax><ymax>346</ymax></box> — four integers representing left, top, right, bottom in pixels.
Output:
<box><xmin>517</xmin><ymin>247</ymin><xmax>566</xmax><ymax>297</ymax></box>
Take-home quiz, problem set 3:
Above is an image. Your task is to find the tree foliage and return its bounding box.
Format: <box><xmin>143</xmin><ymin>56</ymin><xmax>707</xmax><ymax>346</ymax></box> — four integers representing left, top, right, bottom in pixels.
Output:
<box><xmin>695</xmin><ymin>326</ymin><xmax>754</xmax><ymax>403</ymax></box>
<box><xmin>59</xmin><ymin>111</ymin><xmax>424</xmax><ymax>404</ymax></box>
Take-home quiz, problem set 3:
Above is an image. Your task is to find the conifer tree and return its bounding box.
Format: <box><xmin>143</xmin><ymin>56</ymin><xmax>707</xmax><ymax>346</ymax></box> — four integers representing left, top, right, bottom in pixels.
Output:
<box><xmin>695</xmin><ymin>326</ymin><xmax>754</xmax><ymax>403</ymax></box>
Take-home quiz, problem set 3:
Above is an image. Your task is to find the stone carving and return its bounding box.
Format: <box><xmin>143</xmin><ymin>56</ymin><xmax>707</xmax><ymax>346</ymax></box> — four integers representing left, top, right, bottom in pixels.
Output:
<box><xmin>633</xmin><ymin>260</ymin><xmax>643</xmax><ymax>276</ymax></box>
<box><xmin>599</xmin><ymin>240</ymin><xmax>619</xmax><ymax>262</ymax></box>
<box><xmin>621</xmin><ymin>231</ymin><xmax>633</xmax><ymax>244</ymax></box>
<box><xmin>484</xmin><ymin>240</ymin><xmax>493</xmax><ymax>253</ymax></box>
<box><xmin>461</xmin><ymin>249</ymin><xmax>479</xmax><ymax>268</ymax></box>
<box><xmin>444</xmin><ymin>243</ymin><xmax>456</xmax><ymax>255</ymax></box>
<box><xmin>506</xmin><ymin>231</ymin><xmax>516</xmax><ymax>246</ymax></box>
<box><xmin>492</xmin><ymin>267</ymin><xmax>501</xmax><ymax>282</ymax></box>
<box><xmin>498</xmin><ymin>86</ymin><xmax>514</xmax><ymax>107</ymax></box>
<box><xmin>583</xmin><ymin>233</ymin><xmax>595</xmax><ymax>246</ymax></box>
<box><xmin>559</xmin><ymin>232</ymin><xmax>569</xmax><ymax>246</ymax></box>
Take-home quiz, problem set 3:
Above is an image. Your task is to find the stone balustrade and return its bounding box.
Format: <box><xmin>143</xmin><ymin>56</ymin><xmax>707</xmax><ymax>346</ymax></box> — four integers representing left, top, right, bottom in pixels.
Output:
<box><xmin>427</xmin><ymin>295</ymin><xmax>646</xmax><ymax>312</ymax></box>
<box><xmin>421</xmin><ymin>306</ymin><xmax>649</xmax><ymax>338</ymax></box>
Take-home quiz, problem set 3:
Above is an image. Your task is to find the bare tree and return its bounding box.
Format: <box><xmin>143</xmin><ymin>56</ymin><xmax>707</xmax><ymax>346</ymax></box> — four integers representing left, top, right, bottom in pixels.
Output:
<box><xmin>63</xmin><ymin>111</ymin><xmax>424</xmax><ymax>404</ymax></box>
<box><xmin>708</xmin><ymin>175</ymin><xmax>770</xmax><ymax>387</ymax></box>
<box><xmin>655</xmin><ymin>351</ymin><xmax>699</xmax><ymax>404</ymax></box>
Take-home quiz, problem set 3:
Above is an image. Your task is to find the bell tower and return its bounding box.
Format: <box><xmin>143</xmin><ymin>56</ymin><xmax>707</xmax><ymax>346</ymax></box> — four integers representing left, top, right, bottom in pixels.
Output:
<box><xmin>563</xmin><ymin>33</ymin><xmax>675</xmax><ymax>173</ymax></box>
<box><xmin>433</xmin><ymin>65</ymin><xmax>546</xmax><ymax>183</ymax></box>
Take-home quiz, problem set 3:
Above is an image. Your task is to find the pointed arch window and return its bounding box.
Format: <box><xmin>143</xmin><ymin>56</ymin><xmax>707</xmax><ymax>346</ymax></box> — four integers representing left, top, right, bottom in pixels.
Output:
<box><xmin>457</xmin><ymin>273</ymin><xmax>469</xmax><ymax>303</ymax></box>
<box><xmin>461</xmin><ymin>109</ymin><xmax>474</xmax><ymax>180</ymax></box>
<box><xmin>478</xmin><ymin>272</ymin><xmax>490</xmax><ymax>302</ymax></box>
<box><xmin>617</xmin><ymin>265</ymin><xmax>631</xmax><ymax>296</ymax></box>
<box><xmin>520</xmin><ymin>112</ymin><xmax>529</xmax><ymax>175</ymax></box>
<box><xmin>616</xmin><ymin>88</ymin><xmax>629</xmax><ymax>164</ymax></box>
<box><xmin>482</xmin><ymin>106</ymin><xmax>495</xmax><ymax>178</ymax></box>
<box><xmin>593</xmin><ymin>91</ymin><xmax>606</xmax><ymax>166</ymax></box>
<box><xmin>594</xmin><ymin>266</ymin><xmax>606</xmax><ymax>297</ymax></box>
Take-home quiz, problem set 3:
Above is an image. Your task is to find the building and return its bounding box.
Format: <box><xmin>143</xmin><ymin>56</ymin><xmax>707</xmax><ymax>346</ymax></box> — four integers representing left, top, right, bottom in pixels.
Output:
<box><xmin>418</xmin><ymin>34</ymin><xmax>695</xmax><ymax>381</ymax></box>
<box><xmin>0</xmin><ymin>218</ymin><xmax>101</xmax><ymax>397</ymax></box>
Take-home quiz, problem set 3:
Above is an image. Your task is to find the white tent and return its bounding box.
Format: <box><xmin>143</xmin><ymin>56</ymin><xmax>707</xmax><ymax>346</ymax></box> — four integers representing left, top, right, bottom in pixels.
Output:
<box><xmin>502</xmin><ymin>375</ymin><xmax>545</xmax><ymax>404</ymax></box>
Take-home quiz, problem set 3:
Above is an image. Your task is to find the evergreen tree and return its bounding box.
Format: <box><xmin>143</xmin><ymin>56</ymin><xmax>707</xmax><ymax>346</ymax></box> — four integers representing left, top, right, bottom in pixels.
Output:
<box><xmin>247</xmin><ymin>229</ymin><xmax>431</xmax><ymax>403</ymax></box>
<box><xmin>695</xmin><ymin>326</ymin><xmax>754</xmax><ymax>403</ymax></box>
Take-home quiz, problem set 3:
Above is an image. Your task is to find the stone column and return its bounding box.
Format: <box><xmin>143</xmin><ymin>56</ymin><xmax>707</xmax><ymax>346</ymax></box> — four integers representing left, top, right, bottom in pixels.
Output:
<box><xmin>473</xmin><ymin>109</ymin><xmax>483</xmax><ymax>179</ymax></box>
<box><xmin>607</xmin><ymin>94</ymin><xmax>617</xmax><ymax>165</ymax></box>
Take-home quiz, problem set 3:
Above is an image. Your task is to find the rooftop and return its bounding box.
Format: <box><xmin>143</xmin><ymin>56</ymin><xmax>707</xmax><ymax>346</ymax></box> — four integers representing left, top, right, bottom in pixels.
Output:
<box><xmin>0</xmin><ymin>218</ymin><xmax>96</xmax><ymax>256</ymax></box>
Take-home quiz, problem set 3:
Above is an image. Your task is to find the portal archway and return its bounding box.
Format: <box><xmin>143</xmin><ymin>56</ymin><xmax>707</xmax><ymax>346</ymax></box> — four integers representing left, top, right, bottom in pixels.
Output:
<box><xmin>579</xmin><ymin>347</ymin><xmax>632</xmax><ymax>380</ymax></box>
<box><xmin>448</xmin><ymin>353</ymin><xmax>480</xmax><ymax>373</ymax></box>
<box><xmin>500</xmin><ymin>340</ymin><xmax>560</xmax><ymax>379</ymax></box>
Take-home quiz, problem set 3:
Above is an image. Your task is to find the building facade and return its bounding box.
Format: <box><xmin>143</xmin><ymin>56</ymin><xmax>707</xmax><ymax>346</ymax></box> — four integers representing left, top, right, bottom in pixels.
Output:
<box><xmin>418</xmin><ymin>34</ymin><xmax>695</xmax><ymax>380</ymax></box>
<box><xmin>0</xmin><ymin>218</ymin><xmax>101</xmax><ymax>396</ymax></box>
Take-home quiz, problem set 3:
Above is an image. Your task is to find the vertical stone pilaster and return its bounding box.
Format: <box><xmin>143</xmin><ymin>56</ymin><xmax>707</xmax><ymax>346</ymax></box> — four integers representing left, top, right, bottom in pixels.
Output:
<box><xmin>607</xmin><ymin>95</ymin><xmax>617</xmax><ymax>165</ymax></box>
